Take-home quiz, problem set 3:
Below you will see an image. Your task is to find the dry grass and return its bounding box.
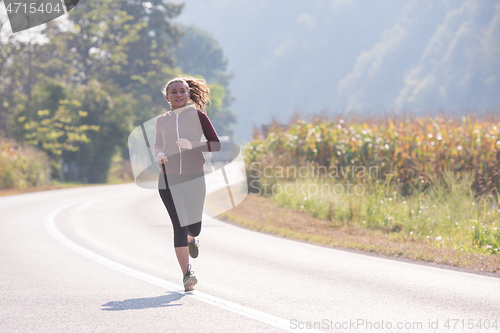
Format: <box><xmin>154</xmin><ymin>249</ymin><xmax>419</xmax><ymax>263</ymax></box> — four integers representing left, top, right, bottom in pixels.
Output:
<box><xmin>208</xmin><ymin>189</ymin><xmax>500</xmax><ymax>276</ymax></box>
<box><xmin>0</xmin><ymin>181</ymin><xmax>132</xmax><ymax>197</ymax></box>
<box><xmin>0</xmin><ymin>184</ymin><xmax>79</xmax><ymax>197</ymax></box>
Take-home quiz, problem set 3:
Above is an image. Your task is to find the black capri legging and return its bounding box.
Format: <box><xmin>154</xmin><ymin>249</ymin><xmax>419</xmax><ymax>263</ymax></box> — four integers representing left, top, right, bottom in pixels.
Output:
<box><xmin>158</xmin><ymin>171</ymin><xmax>206</xmax><ymax>247</ymax></box>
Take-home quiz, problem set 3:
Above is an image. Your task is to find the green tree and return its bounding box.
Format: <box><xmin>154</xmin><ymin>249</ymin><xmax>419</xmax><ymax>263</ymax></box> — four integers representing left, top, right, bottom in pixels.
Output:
<box><xmin>62</xmin><ymin>80</ymin><xmax>135</xmax><ymax>183</ymax></box>
<box><xmin>10</xmin><ymin>79</ymin><xmax>99</xmax><ymax>179</ymax></box>
<box><xmin>38</xmin><ymin>0</ymin><xmax>185</xmax><ymax>123</ymax></box>
<box><xmin>112</xmin><ymin>0</ymin><xmax>185</xmax><ymax>123</ymax></box>
<box><xmin>0</xmin><ymin>4</ymin><xmax>40</xmax><ymax>136</ymax></box>
<box><xmin>174</xmin><ymin>25</ymin><xmax>236</xmax><ymax>137</ymax></box>
<box><xmin>4</xmin><ymin>0</ymin><xmax>184</xmax><ymax>182</ymax></box>
<box><xmin>2</xmin><ymin>0</ymin><xmax>235</xmax><ymax>183</ymax></box>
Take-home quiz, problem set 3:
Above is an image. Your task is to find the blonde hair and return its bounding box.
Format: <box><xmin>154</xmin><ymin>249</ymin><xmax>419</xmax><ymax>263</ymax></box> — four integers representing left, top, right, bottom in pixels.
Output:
<box><xmin>161</xmin><ymin>76</ymin><xmax>211</xmax><ymax>112</ymax></box>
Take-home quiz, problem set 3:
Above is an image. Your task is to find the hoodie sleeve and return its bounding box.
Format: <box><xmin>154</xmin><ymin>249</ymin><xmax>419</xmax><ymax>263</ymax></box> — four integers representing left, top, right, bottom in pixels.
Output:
<box><xmin>153</xmin><ymin>116</ymin><xmax>164</xmax><ymax>157</ymax></box>
<box><xmin>191</xmin><ymin>111</ymin><xmax>221</xmax><ymax>152</ymax></box>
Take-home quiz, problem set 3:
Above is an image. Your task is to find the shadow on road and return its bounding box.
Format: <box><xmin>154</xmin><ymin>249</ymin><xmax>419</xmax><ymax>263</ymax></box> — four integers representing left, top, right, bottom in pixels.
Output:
<box><xmin>101</xmin><ymin>292</ymin><xmax>184</xmax><ymax>311</ymax></box>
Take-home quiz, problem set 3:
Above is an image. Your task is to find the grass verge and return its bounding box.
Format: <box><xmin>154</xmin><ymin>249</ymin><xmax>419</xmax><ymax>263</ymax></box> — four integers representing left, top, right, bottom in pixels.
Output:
<box><xmin>208</xmin><ymin>188</ymin><xmax>500</xmax><ymax>276</ymax></box>
<box><xmin>0</xmin><ymin>180</ymin><xmax>133</xmax><ymax>197</ymax></box>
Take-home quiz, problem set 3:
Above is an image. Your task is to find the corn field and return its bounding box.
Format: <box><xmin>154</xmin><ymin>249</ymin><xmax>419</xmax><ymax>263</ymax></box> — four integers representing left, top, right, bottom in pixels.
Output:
<box><xmin>244</xmin><ymin>114</ymin><xmax>500</xmax><ymax>254</ymax></box>
<box><xmin>245</xmin><ymin>115</ymin><xmax>500</xmax><ymax>197</ymax></box>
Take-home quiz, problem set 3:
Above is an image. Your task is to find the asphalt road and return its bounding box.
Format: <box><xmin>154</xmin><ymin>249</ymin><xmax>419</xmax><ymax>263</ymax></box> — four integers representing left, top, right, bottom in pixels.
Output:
<box><xmin>1</xmin><ymin>163</ymin><xmax>499</xmax><ymax>332</ymax></box>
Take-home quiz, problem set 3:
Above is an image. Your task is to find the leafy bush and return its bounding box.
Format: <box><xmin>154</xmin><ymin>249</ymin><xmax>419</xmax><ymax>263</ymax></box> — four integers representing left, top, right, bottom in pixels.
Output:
<box><xmin>0</xmin><ymin>137</ymin><xmax>49</xmax><ymax>189</ymax></box>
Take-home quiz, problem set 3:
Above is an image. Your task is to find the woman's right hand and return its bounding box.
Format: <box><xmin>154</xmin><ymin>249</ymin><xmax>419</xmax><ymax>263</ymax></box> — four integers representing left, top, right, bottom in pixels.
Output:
<box><xmin>156</xmin><ymin>152</ymin><xmax>167</xmax><ymax>164</ymax></box>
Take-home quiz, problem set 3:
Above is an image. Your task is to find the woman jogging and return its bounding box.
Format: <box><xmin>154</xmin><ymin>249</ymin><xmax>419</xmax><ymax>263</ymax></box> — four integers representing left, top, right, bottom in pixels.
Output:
<box><xmin>154</xmin><ymin>76</ymin><xmax>221</xmax><ymax>292</ymax></box>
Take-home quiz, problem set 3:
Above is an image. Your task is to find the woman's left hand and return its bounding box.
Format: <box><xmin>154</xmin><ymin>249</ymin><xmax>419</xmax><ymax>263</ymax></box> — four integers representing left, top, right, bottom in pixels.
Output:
<box><xmin>176</xmin><ymin>138</ymin><xmax>192</xmax><ymax>150</ymax></box>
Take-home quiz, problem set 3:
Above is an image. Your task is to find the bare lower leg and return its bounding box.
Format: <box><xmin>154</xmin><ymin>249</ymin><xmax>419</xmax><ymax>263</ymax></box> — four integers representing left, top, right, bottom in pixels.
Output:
<box><xmin>187</xmin><ymin>235</ymin><xmax>194</xmax><ymax>243</ymax></box>
<box><xmin>174</xmin><ymin>246</ymin><xmax>189</xmax><ymax>275</ymax></box>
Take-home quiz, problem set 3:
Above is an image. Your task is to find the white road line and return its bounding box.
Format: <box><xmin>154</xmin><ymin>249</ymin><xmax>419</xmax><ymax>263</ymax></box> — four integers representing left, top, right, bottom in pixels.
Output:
<box><xmin>44</xmin><ymin>199</ymin><xmax>325</xmax><ymax>333</ymax></box>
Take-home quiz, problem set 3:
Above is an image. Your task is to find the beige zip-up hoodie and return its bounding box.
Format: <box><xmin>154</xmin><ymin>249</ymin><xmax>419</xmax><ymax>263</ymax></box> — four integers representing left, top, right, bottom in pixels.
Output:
<box><xmin>154</xmin><ymin>106</ymin><xmax>221</xmax><ymax>175</ymax></box>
